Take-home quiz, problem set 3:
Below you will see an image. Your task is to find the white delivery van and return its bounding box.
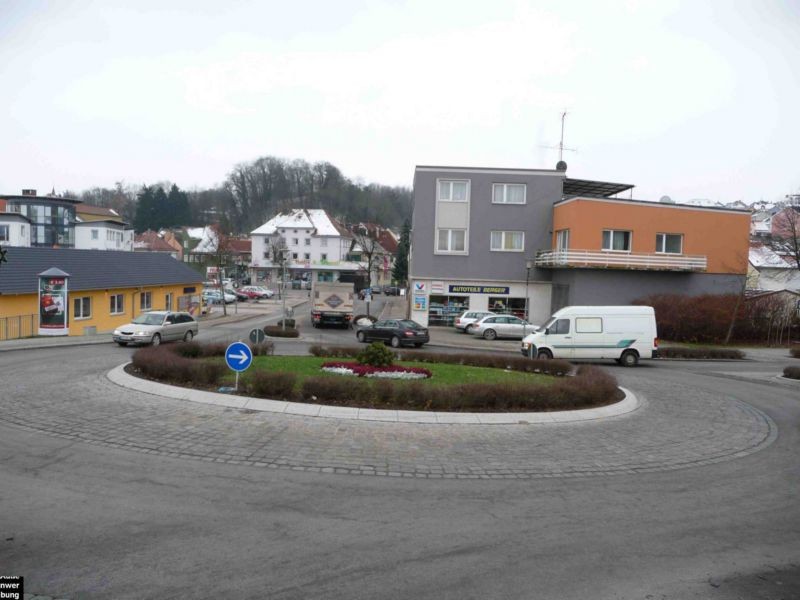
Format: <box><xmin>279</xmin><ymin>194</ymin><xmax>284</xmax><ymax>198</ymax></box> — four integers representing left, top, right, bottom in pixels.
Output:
<box><xmin>521</xmin><ymin>306</ymin><xmax>658</xmax><ymax>367</ymax></box>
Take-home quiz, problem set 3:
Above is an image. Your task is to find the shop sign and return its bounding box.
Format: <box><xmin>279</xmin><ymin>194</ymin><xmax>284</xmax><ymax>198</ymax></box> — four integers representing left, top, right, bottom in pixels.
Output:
<box><xmin>413</xmin><ymin>295</ymin><xmax>427</xmax><ymax>310</ymax></box>
<box><xmin>38</xmin><ymin>269</ymin><xmax>70</xmax><ymax>336</ymax></box>
<box><xmin>413</xmin><ymin>281</ymin><xmax>427</xmax><ymax>293</ymax></box>
<box><xmin>448</xmin><ymin>285</ymin><xmax>510</xmax><ymax>295</ymax></box>
<box><xmin>431</xmin><ymin>280</ymin><xmax>445</xmax><ymax>294</ymax></box>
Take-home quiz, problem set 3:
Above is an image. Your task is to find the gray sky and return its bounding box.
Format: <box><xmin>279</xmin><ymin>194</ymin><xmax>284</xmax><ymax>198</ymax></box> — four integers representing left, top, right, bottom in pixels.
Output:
<box><xmin>1</xmin><ymin>0</ymin><xmax>798</xmax><ymax>204</ymax></box>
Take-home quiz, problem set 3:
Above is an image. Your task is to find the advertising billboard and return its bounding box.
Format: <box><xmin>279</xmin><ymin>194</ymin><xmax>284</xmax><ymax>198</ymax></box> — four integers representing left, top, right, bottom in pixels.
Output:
<box><xmin>38</xmin><ymin>275</ymin><xmax>69</xmax><ymax>335</ymax></box>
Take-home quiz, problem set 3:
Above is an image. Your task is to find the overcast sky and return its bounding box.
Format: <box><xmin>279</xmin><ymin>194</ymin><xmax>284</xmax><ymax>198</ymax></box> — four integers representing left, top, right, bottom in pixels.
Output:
<box><xmin>1</xmin><ymin>0</ymin><xmax>798</xmax><ymax>204</ymax></box>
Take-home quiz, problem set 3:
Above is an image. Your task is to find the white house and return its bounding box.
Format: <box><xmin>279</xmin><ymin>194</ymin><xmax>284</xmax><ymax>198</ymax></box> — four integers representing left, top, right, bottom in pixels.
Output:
<box><xmin>0</xmin><ymin>213</ymin><xmax>31</xmax><ymax>247</ymax></box>
<box><xmin>74</xmin><ymin>220</ymin><xmax>134</xmax><ymax>251</ymax></box>
<box><xmin>250</xmin><ymin>209</ymin><xmax>361</xmax><ymax>284</ymax></box>
<box><xmin>748</xmin><ymin>244</ymin><xmax>800</xmax><ymax>292</ymax></box>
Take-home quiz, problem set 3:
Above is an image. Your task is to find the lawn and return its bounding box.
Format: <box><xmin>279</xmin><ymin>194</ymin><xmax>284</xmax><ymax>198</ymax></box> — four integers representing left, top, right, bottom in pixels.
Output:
<box><xmin>225</xmin><ymin>356</ymin><xmax>553</xmax><ymax>388</ymax></box>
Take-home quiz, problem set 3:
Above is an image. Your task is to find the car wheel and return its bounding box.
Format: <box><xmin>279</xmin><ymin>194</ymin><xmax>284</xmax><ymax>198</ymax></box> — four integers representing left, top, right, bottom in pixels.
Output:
<box><xmin>151</xmin><ymin>333</ymin><xmax>161</xmax><ymax>347</ymax></box>
<box><xmin>116</xmin><ymin>341</ymin><xmax>128</xmax><ymax>347</ymax></box>
<box><xmin>484</xmin><ymin>329</ymin><xmax>497</xmax><ymax>340</ymax></box>
<box><xmin>620</xmin><ymin>350</ymin><xmax>639</xmax><ymax>367</ymax></box>
<box><xmin>183</xmin><ymin>330</ymin><xmax>193</xmax><ymax>342</ymax></box>
<box><xmin>536</xmin><ymin>349</ymin><xmax>552</xmax><ymax>360</ymax></box>
<box><xmin>357</xmin><ymin>331</ymin><xmax>366</xmax><ymax>343</ymax></box>
<box><xmin>390</xmin><ymin>336</ymin><xmax>401</xmax><ymax>348</ymax></box>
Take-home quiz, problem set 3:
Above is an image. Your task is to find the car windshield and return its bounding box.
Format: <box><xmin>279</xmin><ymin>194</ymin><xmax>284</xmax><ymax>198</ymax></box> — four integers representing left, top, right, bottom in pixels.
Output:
<box><xmin>132</xmin><ymin>314</ymin><xmax>165</xmax><ymax>326</ymax></box>
<box><xmin>398</xmin><ymin>320</ymin><xmax>421</xmax><ymax>329</ymax></box>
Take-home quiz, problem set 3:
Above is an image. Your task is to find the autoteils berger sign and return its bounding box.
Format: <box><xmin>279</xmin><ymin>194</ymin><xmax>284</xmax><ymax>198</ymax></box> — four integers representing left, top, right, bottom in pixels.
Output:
<box><xmin>448</xmin><ymin>285</ymin><xmax>510</xmax><ymax>294</ymax></box>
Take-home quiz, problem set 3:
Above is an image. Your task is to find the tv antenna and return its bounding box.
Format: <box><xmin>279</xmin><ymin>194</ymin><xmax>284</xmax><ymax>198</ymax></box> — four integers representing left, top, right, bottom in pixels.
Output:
<box><xmin>540</xmin><ymin>111</ymin><xmax>577</xmax><ymax>162</ymax></box>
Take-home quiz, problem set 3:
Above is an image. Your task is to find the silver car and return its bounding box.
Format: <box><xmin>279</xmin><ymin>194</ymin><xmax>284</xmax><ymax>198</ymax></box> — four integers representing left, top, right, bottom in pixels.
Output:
<box><xmin>112</xmin><ymin>311</ymin><xmax>199</xmax><ymax>347</ymax></box>
<box><xmin>468</xmin><ymin>314</ymin><xmax>533</xmax><ymax>340</ymax></box>
<box><xmin>454</xmin><ymin>310</ymin><xmax>496</xmax><ymax>333</ymax></box>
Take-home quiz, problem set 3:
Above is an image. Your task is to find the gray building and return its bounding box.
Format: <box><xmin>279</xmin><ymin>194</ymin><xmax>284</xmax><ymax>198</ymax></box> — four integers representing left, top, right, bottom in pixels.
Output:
<box><xmin>409</xmin><ymin>165</ymin><xmax>750</xmax><ymax>327</ymax></box>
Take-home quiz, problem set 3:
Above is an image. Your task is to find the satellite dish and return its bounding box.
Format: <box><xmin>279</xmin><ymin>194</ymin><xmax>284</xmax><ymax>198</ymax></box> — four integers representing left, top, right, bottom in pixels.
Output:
<box><xmin>556</xmin><ymin>160</ymin><xmax>568</xmax><ymax>172</ymax></box>
<box><xmin>659</xmin><ymin>195</ymin><xmax>674</xmax><ymax>204</ymax></box>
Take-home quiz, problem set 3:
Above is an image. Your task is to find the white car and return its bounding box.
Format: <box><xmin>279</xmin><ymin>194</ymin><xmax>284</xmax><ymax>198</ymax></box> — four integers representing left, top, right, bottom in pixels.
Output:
<box><xmin>468</xmin><ymin>314</ymin><xmax>534</xmax><ymax>340</ymax></box>
<box><xmin>454</xmin><ymin>311</ymin><xmax>496</xmax><ymax>333</ymax></box>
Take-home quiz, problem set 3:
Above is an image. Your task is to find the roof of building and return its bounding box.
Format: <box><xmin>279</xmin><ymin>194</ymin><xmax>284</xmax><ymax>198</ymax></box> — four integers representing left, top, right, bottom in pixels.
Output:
<box><xmin>0</xmin><ymin>212</ymin><xmax>31</xmax><ymax>223</ymax></box>
<box><xmin>251</xmin><ymin>209</ymin><xmax>350</xmax><ymax>237</ymax></box>
<box><xmin>556</xmin><ymin>195</ymin><xmax>751</xmax><ymax>214</ymax></box>
<box><xmin>75</xmin><ymin>219</ymin><xmax>129</xmax><ymax>228</ymax></box>
<box><xmin>0</xmin><ymin>247</ymin><xmax>201</xmax><ymax>294</ymax></box>
<box><xmin>0</xmin><ymin>194</ymin><xmax>81</xmax><ymax>204</ymax></box>
<box><xmin>74</xmin><ymin>203</ymin><xmax>122</xmax><ymax>219</ymax></box>
<box><xmin>227</xmin><ymin>238</ymin><xmax>252</xmax><ymax>253</ymax></box>
<box><xmin>562</xmin><ymin>178</ymin><xmax>635</xmax><ymax>197</ymax></box>
<box><xmin>134</xmin><ymin>230</ymin><xmax>176</xmax><ymax>253</ymax></box>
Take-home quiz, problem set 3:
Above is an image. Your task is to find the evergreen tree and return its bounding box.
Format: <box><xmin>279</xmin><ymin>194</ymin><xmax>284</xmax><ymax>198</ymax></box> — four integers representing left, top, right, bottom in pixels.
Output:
<box><xmin>133</xmin><ymin>186</ymin><xmax>156</xmax><ymax>233</ymax></box>
<box><xmin>392</xmin><ymin>218</ymin><xmax>411</xmax><ymax>285</ymax></box>
<box><xmin>167</xmin><ymin>184</ymin><xmax>191</xmax><ymax>226</ymax></box>
<box><xmin>152</xmin><ymin>186</ymin><xmax>169</xmax><ymax>230</ymax></box>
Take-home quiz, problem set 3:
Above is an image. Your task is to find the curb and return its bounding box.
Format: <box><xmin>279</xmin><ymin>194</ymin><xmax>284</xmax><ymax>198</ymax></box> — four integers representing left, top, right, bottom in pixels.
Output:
<box><xmin>107</xmin><ymin>362</ymin><xmax>640</xmax><ymax>425</ymax></box>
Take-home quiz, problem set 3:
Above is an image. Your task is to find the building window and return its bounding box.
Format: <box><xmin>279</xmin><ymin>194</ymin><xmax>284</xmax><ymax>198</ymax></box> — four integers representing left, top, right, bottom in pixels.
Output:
<box><xmin>0</xmin><ymin>225</ymin><xmax>8</xmax><ymax>241</ymax></box>
<box><xmin>656</xmin><ymin>233</ymin><xmax>683</xmax><ymax>254</ymax></box>
<box><xmin>110</xmin><ymin>294</ymin><xmax>124</xmax><ymax>315</ymax></box>
<box><xmin>304</xmin><ymin>253</ymin><xmax>311</xmax><ymax>260</ymax></box>
<box><xmin>73</xmin><ymin>297</ymin><xmax>91</xmax><ymax>319</ymax></box>
<box><xmin>490</xmin><ymin>231</ymin><xmax>524</xmax><ymax>252</ymax></box>
<box><xmin>292</xmin><ymin>238</ymin><xmax>299</xmax><ymax>245</ymax></box>
<box><xmin>263</xmin><ymin>251</ymin><xmax>270</xmax><ymax>259</ymax></box>
<box><xmin>292</xmin><ymin>252</ymin><xmax>298</xmax><ymax>260</ymax></box>
<box><xmin>556</xmin><ymin>229</ymin><xmax>569</xmax><ymax>251</ymax></box>
<box><xmin>437</xmin><ymin>180</ymin><xmax>469</xmax><ymax>202</ymax></box>
<box><xmin>436</xmin><ymin>229</ymin><xmax>466</xmax><ymax>253</ymax></box>
<box><xmin>321</xmin><ymin>253</ymin><xmax>328</xmax><ymax>261</ymax></box>
<box><xmin>602</xmin><ymin>230</ymin><xmax>632</xmax><ymax>252</ymax></box>
<box><xmin>320</xmin><ymin>238</ymin><xmax>328</xmax><ymax>247</ymax></box>
<box><xmin>304</xmin><ymin>238</ymin><xmax>311</xmax><ymax>246</ymax></box>
<box><xmin>140</xmin><ymin>291</ymin><xmax>152</xmax><ymax>311</ymax></box>
<box><xmin>492</xmin><ymin>183</ymin><xmax>526</xmax><ymax>204</ymax></box>
<box><xmin>91</xmin><ymin>229</ymin><xmax>99</xmax><ymax>240</ymax></box>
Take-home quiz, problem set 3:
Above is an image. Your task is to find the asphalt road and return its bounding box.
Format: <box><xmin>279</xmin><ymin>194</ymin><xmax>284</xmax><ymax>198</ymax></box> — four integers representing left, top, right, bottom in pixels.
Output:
<box><xmin>1</xmin><ymin>305</ymin><xmax>799</xmax><ymax>600</ymax></box>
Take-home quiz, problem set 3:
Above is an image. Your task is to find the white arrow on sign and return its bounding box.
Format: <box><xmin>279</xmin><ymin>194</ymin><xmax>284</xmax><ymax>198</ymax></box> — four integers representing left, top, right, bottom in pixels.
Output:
<box><xmin>227</xmin><ymin>351</ymin><xmax>249</xmax><ymax>365</ymax></box>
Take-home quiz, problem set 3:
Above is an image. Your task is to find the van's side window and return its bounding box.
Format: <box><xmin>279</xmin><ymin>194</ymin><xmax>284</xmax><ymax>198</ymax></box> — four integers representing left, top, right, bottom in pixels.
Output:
<box><xmin>575</xmin><ymin>317</ymin><xmax>603</xmax><ymax>333</ymax></box>
<box><xmin>552</xmin><ymin>319</ymin><xmax>570</xmax><ymax>334</ymax></box>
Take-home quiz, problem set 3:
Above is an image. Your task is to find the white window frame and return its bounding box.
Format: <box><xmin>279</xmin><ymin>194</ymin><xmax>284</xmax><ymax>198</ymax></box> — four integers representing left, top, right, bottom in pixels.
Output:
<box><xmin>110</xmin><ymin>294</ymin><xmax>124</xmax><ymax>315</ymax></box>
<box><xmin>602</xmin><ymin>229</ymin><xmax>632</xmax><ymax>252</ymax></box>
<box><xmin>304</xmin><ymin>238</ymin><xmax>311</xmax><ymax>246</ymax></box>
<box><xmin>655</xmin><ymin>233</ymin><xmax>683</xmax><ymax>254</ymax></box>
<box><xmin>91</xmin><ymin>229</ymin><xmax>99</xmax><ymax>240</ymax></box>
<box><xmin>73</xmin><ymin>296</ymin><xmax>91</xmax><ymax>320</ymax></box>
<box><xmin>320</xmin><ymin>238</ymin><xmax>328</xmax><ymax>247</ymax></box>
<box><xmin>140</xmin><ymin>291</ymin><xmax>152</xmax><ymax>311</ymax></box>
<box><xmin>556</xmin><ymin>229</ymin><xmax>569</xmax><ymax>251</ymax></box>
<box><xmin>490</xmin><ymin>230</ymin><xmax>525</xmax><ymax>252</ymax></box>
<box><xmin>437</xmin><ymin>179</ymin><xmax>470</xmax><ymax>203</ymax></box>
<box><xmin>436</xmin><ymin>228</ymin><xmax>467</xmax><ymax>254</ymax></box>
<box><xmin>492</xmin><ymin>183</ymin><xmax>527</xmax><ymax>205</ymax></box>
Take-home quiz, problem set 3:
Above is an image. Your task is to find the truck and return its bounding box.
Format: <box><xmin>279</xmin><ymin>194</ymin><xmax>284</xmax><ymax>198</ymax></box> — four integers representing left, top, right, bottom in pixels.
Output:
<box><xmin>311</xmin><ymin>282</ymin><xmax>355</xmax><ymax>328</ymax></box>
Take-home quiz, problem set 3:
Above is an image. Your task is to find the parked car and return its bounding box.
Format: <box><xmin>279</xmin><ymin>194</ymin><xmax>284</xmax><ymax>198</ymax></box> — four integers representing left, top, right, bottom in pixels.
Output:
<box><xmin>225</xmin><ymin>287</ymin><xmax>249</xmax><ymax>302</ymax></box>
<box><xmin>202</xmin><ymin>290</ymin><xmax>236</xmax><ymax>304</ymax></box>
<box><xmin>112</xmin><ymin>311</ymin><xmax>198</xmax><ymax>347</ymax></box>
<box><xmin>356</xmin><ymin>319</ymin><xmax>429</xmax><ymax>348</ymax></box>
<box><xmin>468</xmin><ymin>314</ymin><xmax>533</xmax><ymax>340</ymax></box>
<box><xmin>370</xmin><ymin>286</ymin><xmax>382</xmax><ymax>295</ymax></box>
<box><xmin>521</xmin><ymin>305</ymin><xmax>658</xmax><ymax>366</ymax></box>
<box><xmin>383</xmin><ymin>286</ymin><xmax>401</xmax><ymax>296</ymax></box>
<box><xmin>454</xmin><ymin>310</ymin><xmax>496</xmax><ymax>333</ymax></box>
<box><xmin>253</xmin><ymin>286</ymin><xmax>275</xmax><ymax>298</ymax></box>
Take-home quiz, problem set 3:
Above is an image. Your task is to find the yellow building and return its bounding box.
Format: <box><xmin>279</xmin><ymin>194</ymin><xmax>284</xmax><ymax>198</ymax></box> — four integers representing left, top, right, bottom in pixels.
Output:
<box><xmin>0</xmin><ymin>247</ymin><xmax>203</xmax><ymax>339</ymax></box>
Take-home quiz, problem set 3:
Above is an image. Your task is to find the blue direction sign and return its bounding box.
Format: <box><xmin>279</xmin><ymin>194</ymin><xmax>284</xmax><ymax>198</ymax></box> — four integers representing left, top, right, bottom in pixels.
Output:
<box><xmin>225</xmin><ymin>342</ymin><xmax>253</xmax><ymax>372</ymax></box>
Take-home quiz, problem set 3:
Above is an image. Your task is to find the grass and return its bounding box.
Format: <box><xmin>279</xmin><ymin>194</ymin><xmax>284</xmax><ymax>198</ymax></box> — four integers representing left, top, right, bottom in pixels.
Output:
<box><xmin>226</xmin><ymin>356</ymin><xmax>553</xmax><ymax>389</ymax></box>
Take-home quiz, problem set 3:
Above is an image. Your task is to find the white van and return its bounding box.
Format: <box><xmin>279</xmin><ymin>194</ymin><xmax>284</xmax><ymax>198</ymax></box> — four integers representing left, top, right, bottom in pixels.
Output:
<box><xmin>521</xmin><ymin>306</ymin><xmax>658</xmax><ymax>367</ymax></box>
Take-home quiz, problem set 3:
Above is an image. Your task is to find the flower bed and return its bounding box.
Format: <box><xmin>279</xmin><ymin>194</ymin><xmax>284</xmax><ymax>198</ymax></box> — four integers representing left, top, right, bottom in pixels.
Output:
<box><xmin>321</xmin><ymin>361</ymin><xmax>432</xmax><ymax>379</ymax></box>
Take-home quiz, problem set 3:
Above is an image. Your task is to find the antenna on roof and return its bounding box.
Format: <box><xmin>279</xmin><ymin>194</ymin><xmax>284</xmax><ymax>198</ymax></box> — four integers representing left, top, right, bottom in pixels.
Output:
<box><xmin>540</xmin><ymin>110</ymin><xmax>577</xmax><ymax>169</ymax></box>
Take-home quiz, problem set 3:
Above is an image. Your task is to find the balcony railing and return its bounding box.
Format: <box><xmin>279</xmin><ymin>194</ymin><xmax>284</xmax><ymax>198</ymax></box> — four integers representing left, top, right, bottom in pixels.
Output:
<box><xmin>535</xmin><ymin>249</ymin><xmax>707</xmax><ymax>272</ymax></box>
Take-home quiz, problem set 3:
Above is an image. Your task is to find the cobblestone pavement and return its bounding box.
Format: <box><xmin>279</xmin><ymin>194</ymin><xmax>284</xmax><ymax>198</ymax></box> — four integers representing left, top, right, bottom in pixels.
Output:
<box><xmin>0</xmin><ymin>346</ymin><xmax>777</xmax><ymax>480</ymax></box>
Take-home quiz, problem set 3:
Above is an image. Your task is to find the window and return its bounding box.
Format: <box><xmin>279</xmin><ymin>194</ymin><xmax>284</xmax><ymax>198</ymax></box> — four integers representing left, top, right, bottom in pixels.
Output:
<box><xmin>576</xmin><ymin>317</ymin><xmax>603</xmax><ymax>333</ymax></box>
<box><xmin>556</xmin><ymin>229</ymin><xmax>569</xmax><ymax>251</ymax></box>
<box><xmin>304</xmin><ymin>238</ymin><xmax>311</xmax><ymax>246</ymax></box>
<box><xmin>140</xmin><ymin>291</ymin><xmax>152</xmax><ymax>311</ymax></box>
<box><xmin>602</xmin><ymin>230</ymin><xmax>631</xmax><ymax>252</ymax></box>
<box><xmin>320</xmin><ymin>238</ymin><xmax>328</xmax><ymax>247</ymax></box>
<box><xmin>73</xmin><ymin>297</ymin><xmax>91</xmax><ymax>319</ymax></box>
<box><xmin>437</xmin><ymin>180</ymin><xmax>469</xmax><ymax>202</ymax></box>
<box><xmin>550</xmin><ymin>319</ymin><xmax>570</xmax><ymax>334</ymax></box>
<box><xmin>110</xmin><ymin>294</ymin><xmax>124</xmax><ymax>314</ymax></box>
<box><xmin>292</xmin><ymin>252</ymin><xmax>298</xmax><ymax>260</ymax></box>
<box><xmin>656</xmin><ymin>233</ymin><xmax>683</xmax><ymax>254</ymax></box>
<box><xmin>490</xmin><ymin>231</ymin><xmax>524</xmax><ymax>252</ymax></box>
<box><xmin>304</xmin><ymin>253</ymin><xmax>310</xmax><ymax>260</ymax></box>
<box><xmin>263</xmin><ymin>251</ymin><xmax>270</xmax><ymax>259</ymax></box>
<box><xmin>292</xmin><ymin>238</ymin><xmax>299</xmax><ymax>245</ymax></box>
<box><xmin>492</xmin><ymin>183</ymin><xmax>526</xmax><ymax>204</ymax></box>
<box><xmin>321</xmin><ymin>253</ymin><xmax>328</xmax><ymax>261</ymax></box>
<box><xmin>91</xmin><ymin>229</ymin><xmax>99</xmax><ymax>240</ymax></box>
<box><xmin>0</xmin><ymin>225</ymin><xmax>8</xmax><ymax>241</ymax></box>
<box><xmin>436</xmin><ymin>229</ymin><xmax>466</xmax><ymax>253</ymax></box>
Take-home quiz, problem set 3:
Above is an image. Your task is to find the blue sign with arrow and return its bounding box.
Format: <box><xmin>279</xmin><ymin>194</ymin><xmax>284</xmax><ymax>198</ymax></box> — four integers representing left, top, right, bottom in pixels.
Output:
<box><xmin>225</xmin><ymin>341</ymin><xmax>253</xmax><ymax>372</ymax></box>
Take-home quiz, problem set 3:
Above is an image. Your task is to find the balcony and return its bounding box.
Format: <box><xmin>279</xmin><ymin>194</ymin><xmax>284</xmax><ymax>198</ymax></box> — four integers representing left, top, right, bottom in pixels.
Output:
<box><xmin>534</xmin><ymin>249</ymin><xmax>707</xmax><ymax>272</ymax></box>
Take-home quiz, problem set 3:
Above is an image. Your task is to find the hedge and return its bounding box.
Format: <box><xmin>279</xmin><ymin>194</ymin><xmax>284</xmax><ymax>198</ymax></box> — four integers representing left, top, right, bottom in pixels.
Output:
<box><xmin>790</xmin><ymin>346</ymin><xmax>800</xmax><ymax>359</ymax></box>
<box><xmin>658</xmin><ymin>346</ymin><xmax>745</xmax><ymax>360</ymax></box>
<box><xmin>783</xmin><ymin>366</ymin><xmax>800</xmax><ymax>380</ymax></box>
<box><xmin>132</xmin><ymin>345</ymin><xmax>227</xmax><ymax>386</ymax></box>
<box><xmin>264</xmin><ymin>325</ymin><xmax>300</xmax><ymax>338</ymax></box>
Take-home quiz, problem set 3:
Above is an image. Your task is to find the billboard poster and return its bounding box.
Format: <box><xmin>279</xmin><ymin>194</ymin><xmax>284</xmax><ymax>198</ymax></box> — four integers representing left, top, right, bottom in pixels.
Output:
<box><xmin>38</xmin><ymin>276</ymin><xmax>69</xmax><ymax>335</ymax></box>
<box><xmin>413</xmin><ymin>295</ymin><xmax>427</xmax><ymax>311</ymax></box>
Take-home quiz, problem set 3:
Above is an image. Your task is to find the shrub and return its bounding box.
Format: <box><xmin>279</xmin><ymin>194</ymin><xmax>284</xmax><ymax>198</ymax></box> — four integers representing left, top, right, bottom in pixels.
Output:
<box><xmin>784</xmin><ymin>366</ymin><xmax>800</xmax><ymax>380</ymax></box>
<box><xmin>300</xmin><ymin>376</ymin><xmax>374</xmax><ymax>405</ymax></box>
<box><xmin>248</xmin><ymin>371</ymin><xmax>297</xmax><ymax>399</ymax></box>
<box><xmin>658</xmin><ymin>346</ymin><xmax>745</xmax><ymax>360</ymax></box>
<box><xmin>249</xmin><ymin>341</ymin><xmax>275</xmax><ymax>356</ymax></box>
<box><xmin>309</xmin><ymin>345</ymin><xmax>360</xmax><ymax>358</ymax></box>
<box><xmin>276</xmin><ymin>318</ymin><xmax>296</xmax><ymax>329</ymax></box>
<box><xmin>131</xmin><ymin>346</ymin><xmax>225</xmax><ymax>386</ymax></box>
<box><xmin>264</xmin><ymin>325</ymin><xmax>300</xmax><ymax>338</ymax></box>
<box><xmin>357</xmin><ymin>342</ymin><xmax>395</xmax><ymax>367</ymax></box>
<box><xmin>790</xmin><ymin>346</ymin><xmax>800</xmax><ymax>359</ymax></box>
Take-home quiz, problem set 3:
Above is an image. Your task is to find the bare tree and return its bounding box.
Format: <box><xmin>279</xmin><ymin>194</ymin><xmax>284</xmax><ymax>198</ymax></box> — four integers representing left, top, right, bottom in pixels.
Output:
<box><xmin>766</xmin><ymin>203</ymin><xmax>800</xmax><ymax>272</ymax></box>
<box><xmin>268</xmin><ymin>235</ymin><xmax>289</xmax><ymax>300</ymax></box>
<box><xmin>351</xmin><ymin>229</ymin><xmax>386</xmax><ymax>317</ymax></box>
<box><xmin>208</xmin><ymin>225</ymin><xmax>235</xmax><ymax>316</ymax></box>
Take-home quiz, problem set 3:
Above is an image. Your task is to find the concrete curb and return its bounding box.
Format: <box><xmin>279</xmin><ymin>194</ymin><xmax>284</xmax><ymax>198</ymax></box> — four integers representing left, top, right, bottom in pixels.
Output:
<box><xmin>107</xmin><ymin>362</ymin><xmax>640</xmax><ymax>425</ymax></box>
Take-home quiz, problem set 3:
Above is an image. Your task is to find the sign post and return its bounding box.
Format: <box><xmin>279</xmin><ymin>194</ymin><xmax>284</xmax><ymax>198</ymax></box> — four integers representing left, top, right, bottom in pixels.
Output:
<box><xmin>224</xmin><ymin>341</ymin><xmax>253</xmax><ymax>391</ymax></box>
<box><xmin>249</xmin><ymin>328</ymin><xmax>266</xmax><ymax>345</ymax></box>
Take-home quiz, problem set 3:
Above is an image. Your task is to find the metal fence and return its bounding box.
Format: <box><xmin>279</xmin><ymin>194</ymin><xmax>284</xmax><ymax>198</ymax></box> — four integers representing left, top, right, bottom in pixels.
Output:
<box><xmin>0</xmin><ymin>314</ymin><xmax>37</xmax><ymax>341</ymax></box>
